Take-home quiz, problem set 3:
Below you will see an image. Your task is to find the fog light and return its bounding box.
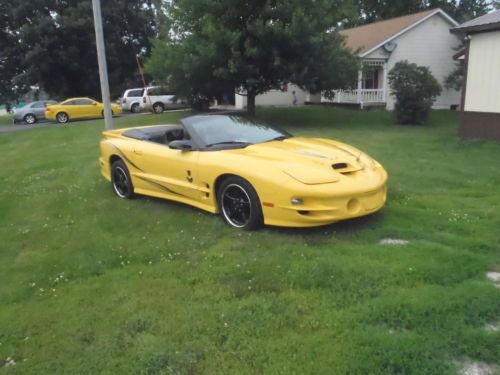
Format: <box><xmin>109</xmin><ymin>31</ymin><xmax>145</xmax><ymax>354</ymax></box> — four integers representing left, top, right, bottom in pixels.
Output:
<box><xmin>291</xmin><ymin>198</ymin><xmax>303</xmax><ymax>206</ymax></box>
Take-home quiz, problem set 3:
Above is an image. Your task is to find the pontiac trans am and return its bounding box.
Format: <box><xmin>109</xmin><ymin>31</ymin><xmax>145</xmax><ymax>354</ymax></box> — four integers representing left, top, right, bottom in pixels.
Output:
<box><xmin>99</xmin><ymin>115</ymin><xmax>388</xmax><ymax>229</ymax></box>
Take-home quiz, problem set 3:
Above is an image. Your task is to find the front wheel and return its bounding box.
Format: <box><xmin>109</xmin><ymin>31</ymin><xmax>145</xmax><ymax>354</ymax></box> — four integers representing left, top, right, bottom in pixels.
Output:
<box><xmin>218</xmin><ymin>177</ymin><xmax>263</xmax><ymax>230</ymax></box>
<box><xmin>24</xmin><ymin>114</ymin><xmax>37</xmax><ymax>125</ymax></box>
<box><xmin>56</xmin><ymin>112</ymin><xmax>69</xmax><ymax>124</ymax></box>
<box><xmin>111</xmin><ymin>160</ymin><xmax>134</xmax><ymax>199</ymax></box>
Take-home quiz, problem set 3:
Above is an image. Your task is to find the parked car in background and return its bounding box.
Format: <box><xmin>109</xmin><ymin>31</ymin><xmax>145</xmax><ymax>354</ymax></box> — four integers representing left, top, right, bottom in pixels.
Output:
<box><xmin>45</xmin><ymin>97</ymin><xmax>122</xmax><ymax>124</ymax></box>
<box><xmin>140</xmin><ymin>86</ymin><xmax>188</xmax><ymax>113</ymax></box>
<box><xmin>12</xmin><ymin>100</ymin><xmax>57</xmax><ymax>124</ymax></box>
<box><xmin>120</xmin><ymin>88</ymin><xmax>144</xmax><ymax>113</ymax></box>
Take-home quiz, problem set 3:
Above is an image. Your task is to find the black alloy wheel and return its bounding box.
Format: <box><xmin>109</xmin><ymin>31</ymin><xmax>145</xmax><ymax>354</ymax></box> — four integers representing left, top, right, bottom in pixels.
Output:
<box><xmin>219</xmin><ymin>177</ymin><xmax>263</xmax><ymax>230</ymax></box>
<box><xmin>111</xmin><ymin>160</ymin><xmax>134</xmax><ymax>199</ymax></box>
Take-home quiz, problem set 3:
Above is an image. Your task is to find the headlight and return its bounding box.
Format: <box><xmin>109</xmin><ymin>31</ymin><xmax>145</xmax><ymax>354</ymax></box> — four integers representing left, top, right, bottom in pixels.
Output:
<box><xmin>291</xmin><ymin>198</ymin><xmax>303</xmax><ymax>206</ymax></box>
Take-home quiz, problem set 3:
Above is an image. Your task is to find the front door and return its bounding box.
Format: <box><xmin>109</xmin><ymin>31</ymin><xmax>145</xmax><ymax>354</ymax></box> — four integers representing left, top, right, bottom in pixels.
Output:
<box><xmin>133</xmin><ymin>142</ymin><xmax>201</xmax><ymax>201</ymax></box>
<box><xmin>75</xmin><ymin>98</ymin><xmax>100</xmax><ymax>118</ymax></box>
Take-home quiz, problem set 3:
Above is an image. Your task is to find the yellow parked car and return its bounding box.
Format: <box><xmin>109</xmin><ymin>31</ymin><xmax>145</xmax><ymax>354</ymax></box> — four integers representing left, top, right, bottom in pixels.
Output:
<box><xmin>99</xmin><ymin>115</ymin><xmax>388</xmax><ymax>230</ymax></box>
<box><xmin>45</xmin><ymin>97</ymin><xmax>122</xmax><ymax>124</ymax></box>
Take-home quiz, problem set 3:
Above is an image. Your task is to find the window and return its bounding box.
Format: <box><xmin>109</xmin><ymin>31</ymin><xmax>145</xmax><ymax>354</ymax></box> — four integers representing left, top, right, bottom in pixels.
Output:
<box><xmin>74</xmin><ymin>99</ymin><xmax>94</xmax><ymax>105</ymax></box>
<box><xmin>363</xmin><ymin>69</ymin><xmax>379</xmax><ymax>89</ymax></box>
<box><xmin>147</xmin><ymin>87</ymin><xmax>172</xmax><ymax>96</ymax></box>
<box><xmin>63</xmin><ymin>100</ymin><xmax>77</xmax><ymax>106</ymax></box>
<box><xmin>127</xmin><ymin>89</ymin><xmax>143</xmax><ymax>98</ymax></box>
<box><xmin>186</xmin><ymin>116</ymin><xmax>290</xmax><ymax>148</ymax></box>
<box><xmin>31</xmin><ymin>102</ymin><xmax>45</xmax><ymax>108</ymax></box>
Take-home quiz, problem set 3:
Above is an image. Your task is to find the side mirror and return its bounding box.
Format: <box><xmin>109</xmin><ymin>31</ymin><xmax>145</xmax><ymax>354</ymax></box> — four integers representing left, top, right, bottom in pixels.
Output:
<box><xmin>169</xmin><ymin>140</ymin><xmax>193</xmax><ymax>151</ymax></box>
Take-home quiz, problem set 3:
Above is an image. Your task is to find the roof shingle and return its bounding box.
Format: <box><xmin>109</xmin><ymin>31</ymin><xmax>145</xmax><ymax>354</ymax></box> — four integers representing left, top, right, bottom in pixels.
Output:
<box><xmin>451</xmin><ymin>10</ymin><xmax>500</xmax><ymax>33</ymax></box>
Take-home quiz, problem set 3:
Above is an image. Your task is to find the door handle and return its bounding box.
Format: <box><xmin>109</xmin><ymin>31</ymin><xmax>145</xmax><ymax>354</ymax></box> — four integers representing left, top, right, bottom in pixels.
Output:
<box><xmin>133</xmin><ymin>150</ymin><xmax>143</xmax><ymax>155</ymax></box>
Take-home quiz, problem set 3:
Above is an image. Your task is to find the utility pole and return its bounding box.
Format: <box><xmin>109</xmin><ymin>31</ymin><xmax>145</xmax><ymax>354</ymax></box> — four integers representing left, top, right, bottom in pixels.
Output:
<box><xmin>92</xmin><ymin>0</ymin><xmax>114</xmax><ymax>130</ymax></box>
<box><xmin>136</xmin><ymin>55</ymin><xmax>147</xmax><ymax>88</ymax></box>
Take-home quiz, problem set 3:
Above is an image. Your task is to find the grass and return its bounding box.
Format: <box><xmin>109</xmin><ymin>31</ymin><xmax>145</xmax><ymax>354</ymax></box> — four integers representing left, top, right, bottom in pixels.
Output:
<box><xmin>0</xmin><ymin>106</ymin><xmax>499</xmax><ymax>374</ymax></box>
<box><xmin>0</xmin><ymin>115</ymin><xmax>13</xmax><ymax>126</ymax></box>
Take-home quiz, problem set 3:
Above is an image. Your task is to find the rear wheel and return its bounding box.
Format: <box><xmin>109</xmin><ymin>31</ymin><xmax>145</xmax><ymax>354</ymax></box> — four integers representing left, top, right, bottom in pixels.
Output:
<box><xmin>24</xmin><ymin>114</ymin><xmax>37</xmax><ymax>125</ymax></box>
<box><xmin>56</xmin><ymin>112</ymin><xmax>69</xmax><ymax>124</ymax></box>
<box><xmin>130</xmin><ymin>103</ymin><xmax>140</xmax><ymax>113</ymax></box>
<box><xmin>218</xmin><ymin>177</ymin><xmax>263</xmax><ymax>230</ymax></box>
<box><xmin>111</xmin><ymin>160</ymin><xmax>134</xmax><ymax>199</ymax></box>
<box><xmin>152</xmin><ymin>102</ymin><xmax>164</xmax><ymax>114</ymax></box>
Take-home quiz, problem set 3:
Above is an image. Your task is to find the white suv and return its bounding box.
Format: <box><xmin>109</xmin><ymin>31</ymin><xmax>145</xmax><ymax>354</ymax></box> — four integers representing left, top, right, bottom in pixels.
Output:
<box><xmin>120</xmin><ymin>88</ymin><xmax>144</xmax><ymax>113</ymax></box>
<box><xmin>140</xmin><ymin>86</ymin><xmax>186</xmax><ymax>113</ymax></box>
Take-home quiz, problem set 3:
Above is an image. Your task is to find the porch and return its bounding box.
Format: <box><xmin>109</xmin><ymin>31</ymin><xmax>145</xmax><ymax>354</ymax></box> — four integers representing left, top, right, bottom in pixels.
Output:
<box><xmin>322</xmin><ymin>59</ymin><xmax>389</xmax><ymax>108</ymax></box>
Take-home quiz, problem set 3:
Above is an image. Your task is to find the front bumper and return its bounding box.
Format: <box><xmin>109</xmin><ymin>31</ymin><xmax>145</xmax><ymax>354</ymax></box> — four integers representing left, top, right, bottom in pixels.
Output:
<box><xmin>262</xmin><ymin>169</ymin><xmax>388</xmax><ymax>228</ymax></box>
<box><xmin>12</xmin><ymin>113</ymin><xmax>22</xmax><ymax>123</ymax></box>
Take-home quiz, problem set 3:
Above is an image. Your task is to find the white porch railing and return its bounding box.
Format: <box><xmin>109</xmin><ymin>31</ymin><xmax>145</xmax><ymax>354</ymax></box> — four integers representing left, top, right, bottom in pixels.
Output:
<box><xmin>322</xmin><ymin>89</ymin><xmax>386</xmax><ymax>105</ymax></box>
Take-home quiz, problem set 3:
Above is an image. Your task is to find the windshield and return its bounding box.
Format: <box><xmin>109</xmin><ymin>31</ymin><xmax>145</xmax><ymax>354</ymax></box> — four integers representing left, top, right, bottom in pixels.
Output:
<box><xmin>185</xmin><ymin>116</ymin><xmax>291</xmax><ymax>149</ymax></box>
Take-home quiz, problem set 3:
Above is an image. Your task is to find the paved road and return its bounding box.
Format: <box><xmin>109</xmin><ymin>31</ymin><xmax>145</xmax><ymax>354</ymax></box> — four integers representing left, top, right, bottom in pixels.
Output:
<box><xmin>0</xmin><ymin>107</ymin><xmax>239</xmax><ymax>134</ymax></box>
<box><xmin>0</xmin><ymin>111</ymin><xmax>167</xmax><ymax>134</ymax></box>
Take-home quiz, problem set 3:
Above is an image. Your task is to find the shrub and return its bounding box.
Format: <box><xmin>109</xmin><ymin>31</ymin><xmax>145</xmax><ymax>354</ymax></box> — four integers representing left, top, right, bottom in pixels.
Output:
<box><xmin>388</xmin><ymin>61</ymin><xmax>442</xmax><ymax>125</ymax></box>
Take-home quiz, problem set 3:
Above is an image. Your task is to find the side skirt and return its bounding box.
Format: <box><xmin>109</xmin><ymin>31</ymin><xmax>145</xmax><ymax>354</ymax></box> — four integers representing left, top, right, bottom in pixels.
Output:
<box><xmin>133</xmin><ymin>187</ymin><xmax>217</xmax><ymax>214</ymax></box>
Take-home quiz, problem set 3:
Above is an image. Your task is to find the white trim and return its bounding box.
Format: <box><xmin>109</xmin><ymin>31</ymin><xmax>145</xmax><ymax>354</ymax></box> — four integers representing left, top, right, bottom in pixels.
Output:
<box><xmin>360</xmin><ymin>9</ymin><xmax>460</xmax><ymax>57</ymax></box>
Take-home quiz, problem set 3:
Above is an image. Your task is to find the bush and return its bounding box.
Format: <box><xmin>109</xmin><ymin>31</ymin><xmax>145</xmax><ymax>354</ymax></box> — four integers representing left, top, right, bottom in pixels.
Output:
<box><xmin>388</xmin><ymin>61</ymin><xmax>442</xmax><ymax>125</ymax></box>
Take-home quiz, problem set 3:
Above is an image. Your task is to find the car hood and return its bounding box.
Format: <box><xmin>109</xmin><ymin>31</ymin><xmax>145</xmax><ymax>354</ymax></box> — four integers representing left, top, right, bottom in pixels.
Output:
<box><xmin>231</xmin><ymin>137</ymin><xmax>367</xmax><ymax>185</ymax></box>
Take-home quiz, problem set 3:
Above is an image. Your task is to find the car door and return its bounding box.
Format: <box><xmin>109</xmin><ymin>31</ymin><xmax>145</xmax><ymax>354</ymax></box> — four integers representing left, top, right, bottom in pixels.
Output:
<box><xmin>132</xmin><ymin>140</ymin><xmax>202</xmax><ymax>201</ymax></box>
<box><xmin>31</xmin><ymin>102</ymin><xmax>46</xmax><ymax>118</ymax></box>
<box><xmin>75</xmin><ymin>99</ymin><xmax>99</xmax><ymax>118</ymax></box>
<box><xmin>61</xmin><ymin>100</ymin><xmax>82</xmax><ymax>119</ymax></box>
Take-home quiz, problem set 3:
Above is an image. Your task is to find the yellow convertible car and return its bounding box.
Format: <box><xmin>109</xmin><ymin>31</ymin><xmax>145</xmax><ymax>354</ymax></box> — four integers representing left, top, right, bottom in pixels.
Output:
<box><xmin>45</xmin><ymin>97</ymin><xmax>122</xmax><ymax>124</ymax></box>
<box><xmin>99</xmin><ymin>115</ymin><xmax>388</xmax><ymax>229</ymax></box>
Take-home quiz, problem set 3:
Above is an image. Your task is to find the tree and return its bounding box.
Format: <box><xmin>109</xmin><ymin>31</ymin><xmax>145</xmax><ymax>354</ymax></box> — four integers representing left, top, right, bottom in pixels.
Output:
<box><xmin>0</xmin><ymin>1</ymin><xmax>27</xmax><ymax>104</ymax></box>
<box><xmin>388</xmin><ymin>61</ymin><xmax>442</xmax><ymax>125</ymax></box>
<box><xmin>0</xmin><ymin>0</ymin><xmax>159</xmax><ymax>101</ymax></box>
<box><xmin>146</xmin><ymin>0</ymin><xmax>360</xmax><ymax>115</ymax></box>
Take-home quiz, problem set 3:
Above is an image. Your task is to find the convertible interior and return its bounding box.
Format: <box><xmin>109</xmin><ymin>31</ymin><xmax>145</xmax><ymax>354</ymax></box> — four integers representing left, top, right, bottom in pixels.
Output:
<box><xmin>122</xmin><ymin>125</ymin><xmax>188</xmax><ymax>146</ymax></box>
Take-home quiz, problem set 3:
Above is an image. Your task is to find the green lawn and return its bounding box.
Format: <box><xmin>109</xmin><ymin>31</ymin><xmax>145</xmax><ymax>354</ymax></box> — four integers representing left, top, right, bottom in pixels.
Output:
<box><xmin>0</xmin><ymin>107</ymin><xmax>499</xmax><ymax>374</ymax></box>
<box><xmin>0</xmin><ymin>115</ymin><xmax>12</xmax><ymax>126</ymax></box>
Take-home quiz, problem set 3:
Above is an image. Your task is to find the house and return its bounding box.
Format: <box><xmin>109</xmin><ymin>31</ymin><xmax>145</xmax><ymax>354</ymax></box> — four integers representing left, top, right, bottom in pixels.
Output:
<box><xmin>235</xmin><ymin>84</ymin><xmax>310</xmax><ymax>109</ymax></box>
<box><xmin>451</xmin><ymin>10</ymin><xmax>500</xmax><ymax>141</ymax></box>
<box><xmin>236</xmin><ymin>9</ymin><xmax>461</xmax><ymax>111</ymax></box>
<box><xmin>328</xmin><ymin>8</ymin><xmax>461</xmax><ymax>110</ymax></box>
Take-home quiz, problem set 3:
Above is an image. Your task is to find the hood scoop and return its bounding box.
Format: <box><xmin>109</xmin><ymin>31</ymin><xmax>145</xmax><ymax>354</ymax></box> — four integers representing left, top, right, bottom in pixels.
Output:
<box><xmin>332</xmin><ymin>162</ymin><xmax>362</xmax><ymax>174</ymax></box>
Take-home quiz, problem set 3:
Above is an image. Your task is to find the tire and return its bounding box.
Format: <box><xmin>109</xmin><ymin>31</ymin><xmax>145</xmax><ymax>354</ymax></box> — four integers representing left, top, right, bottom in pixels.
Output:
<box><xmin>111</xmin><ymin>160</ymin><xmax>134</xmax><ymax>199</ymax></box>
<box><xmin>24</xmin><ymin>114</ymin><xmax>37</xmax><ymax>125</ymax></box>
<box><xmin>218</xmin><ymin>176</ymin><xmax>263</xmax><ymax>230</ymax></box>
<box><xmin>152</xmin><ymin>102</ymin><xmax>164</xmax><ymax>114</ymax></box>
<box><xmin>130</xmin><ymin>103</ymin><xmax>140</xmax><ymax>113</ymax></box>
<box><xmin>56</xmin><ymin>112</ymin><xmax>69</xmax><ymax>124</ymax></box>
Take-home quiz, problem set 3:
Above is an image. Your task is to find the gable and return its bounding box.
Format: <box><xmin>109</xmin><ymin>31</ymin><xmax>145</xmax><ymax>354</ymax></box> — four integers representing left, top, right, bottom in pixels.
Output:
<box><xmin>341</xmin><ymin>9</ymin><xmax>458</xmax><ymax>57</ymax></box>
<box><xmin>364</xmin><ymin>13</ymin><xmax>459</xmax><ymax>60</ymax></box>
